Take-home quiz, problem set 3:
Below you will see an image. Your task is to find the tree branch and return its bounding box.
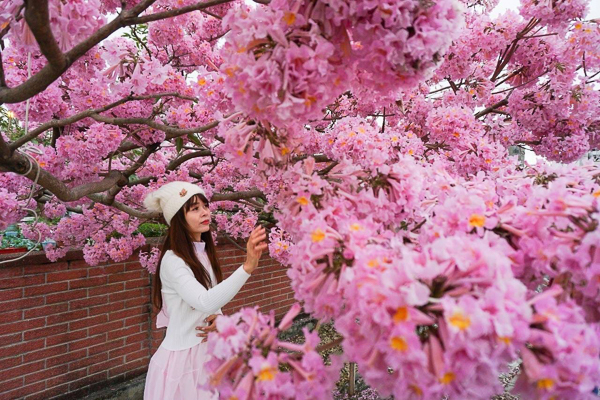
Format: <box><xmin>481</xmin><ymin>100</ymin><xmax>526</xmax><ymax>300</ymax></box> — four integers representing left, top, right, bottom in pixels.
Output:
<box><xmin>0</xmin><ymin>47</ymin><xmax>7</xmax><ymax>87</ymax></box>
<box><xmin>0</xmin><ymin>150</ymin><xmax>128</xmax><ymax>201</ymax></box>
<box><xmin>167</xmin><ymin>150</ymin><xmax>212</xmax><ymax>171</ymax></box>
<box><xmin>24</xmin><ymin>0</ymin><xmax>66</xmax><ymax>69</ymax></box>
<box><xmin>212</xmin><ymin>189</ymin><xmax>266</xmax><ymax>202</ymax></box>
<box><xmin>474</xmin><ymin>98</ymin><xmax>509</xmax><ymax>119</ymax></box>
<box><xmin>106</xmin><ymin>119</ymin><xmax>220</xmax><ymax>155</ymax></box>
<box><xmin>10</xmin><ymin>92</ymin><xmax>196</xmax><ymax>150</ymax></box>
<box><xmin>0</xmin><ymin>0</ymin><xmax>157</xmax><ymax>104</ymax></box>
<box><xmin>125</xmin><ymin>0</ymin><xmax>236</xmax><ymax>25</ymax></box>
<box><xmin>88</xmin><ymin>189</ymin><xmax>266</xmax><ymax>220</ymax></box>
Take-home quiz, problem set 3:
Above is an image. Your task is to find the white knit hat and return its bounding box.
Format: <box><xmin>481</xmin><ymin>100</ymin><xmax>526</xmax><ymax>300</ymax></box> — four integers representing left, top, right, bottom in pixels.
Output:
<box><xmin>143</xmin><ymin>181</ymin><xmax>206</xmax><ymax>225</ymax></box>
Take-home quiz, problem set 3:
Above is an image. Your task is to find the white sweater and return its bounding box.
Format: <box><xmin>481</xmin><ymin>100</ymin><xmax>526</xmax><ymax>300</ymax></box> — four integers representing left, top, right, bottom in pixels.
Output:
<box><xmin>158</xmin><ymin>241</ymin><xmax>251</xmax><ymax>351</ymax></box>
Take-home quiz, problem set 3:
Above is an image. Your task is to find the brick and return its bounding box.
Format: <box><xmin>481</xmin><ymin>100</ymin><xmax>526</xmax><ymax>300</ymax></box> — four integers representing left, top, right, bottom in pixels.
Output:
<box><xmin>125</xmin><ymin>278</ymin><xmax>148</xmax><ymax>290</ymax></box>
<box><xmin>37</xmin><ymin>382</ymin><xmax>69</xmax><ymax>399</ymax></box>
<box><xmin>0</xmin><ymin>288</ymin><xmax>22</xmax><ymax>302</ymax></box>
<box><xmin>46</xmin><ymin>348</ymin><xmax>86</xmax><ymax>368</ymax></box>
<box><xmin>69</xmin><ymin>314</ymin><xmax>108</xmax><ymax>331</ymax></box>
<box><xmin>46</xmin><ymin>368</ymin><xmax>87</xmax><ymax>388</ymax></box>
<box><xmin>88</xmin><ymin>282</ymin><xmax>124</xmax><ymax>297</ymax></box>
<box><xmin>0</xmin><ymin>275</ymin><xmax>45</xmax><ymax>290</ymax></box>
<box><xmin>88</xmin><ymin>338</ymin><xmax>124</xmax><ymax>357</ymax></box>
<box><xmin>69</xmin><ymin>294</ymin><xmax>108</xmax><ymax>310</ymax></box>
<box><xmin>109</xmin><ymin>289</ymin><xmax>142</xmax><ymax>302</ymax></box>
<box><xmin>88</xmin><ymin>263</ymin><xmax>124</xmax><ymax>276</ymax></box>
<box><xmin>46</xmin><ymin>269</ymin><xmax>88</xmax><ymax>282</ymax></box>
<box><xmin>124</xmin><ymin>332</ymin><xmax>146</xmax><ymax>345</ymax></box>
<box><xmin>69</xmin><ymin>371</ymin><xmax>107</xmax><ymax>392</ymax></box>
<box><xmin>68</xmin><ymin>259</ymin><xmax>91</xmax><ymax>269</ymax></box>
<box><xmin>89</xmin><ymin>320</ymin><xmax>123</xmax><ymax>336</ymax></box>
<box><xmin>107</xmin><ymin>325</ymin><xmax>139</xmax><ymax>341</ymax></box>
<box><xmin>69</xmin><ymin>276</ymin><xmax>107</xmax><ymax>290</ymax></box>
<box><xmin>4</xmin><ymin>381</ymin><xmax>46</xmax><ymax>400</ymax></box>
<box><xmin>123</xmin><ymin>314</ymin><xmax>146</xmax><ymax>327</ymax></box>
<box><xmin>108</xmin><ymin>357</ymin><xmax>147</xmax><ymax>378</ymax></box>
<box><xmin>89</xmin><ymin>356</ymin><xmax>123</xmax><ymax>375</ymax></box>
<box><xmin>2</xmin><ymin>354</ymin><xmax>22</xmax><ymax>369</ymax></box>
<box><xmin>108</xmin><ymin>270</ymin><xmax>143</xmax><ymax>284</ymax></box>
<box><xmin>47</xmin><ymin>309</ymin><xmax>88</xmax><ymax>326</ymax></box>
<box><xmin>124</xmin><ymin>263</ymin><xmax>143</xmax><ymax>272</ymax></box>
<box><xmin>69</xmin><ymin>333</ymin><xmax>106</xmax><ymax>351</ymax></box>
<box><xmin>0</xmin><ymin>309</ymin><xmax>22</xmax><ymax>324</ymax></box>
<box><xmin>108</xmin><ymin>306</ymin><xmax>144</xmax><ymax>322</ymax></box>
<box><xmin>0</xmin><ymin>317</ymin><xmax>45</xmax><ymax>336</ymax></box>
<box><xmin>125</xmin><ymin>348</ymin><xmax>148</xmax><ymax>363</ymax></box>
<box><xmin>0</xmin><ymin>296</ymin><xmax>45</xmax><ymax>314</ymax></box>
<box><xmin>108</xmin><ymin>342</ymin><xmax>141</xmax><ymax>359</ymax></box>
<box><xmin>24</xmin><ymin>363</ymin><xmax>69</xmax><ymax>384</ymax></box>
<box><xmin>0</xmin><ymin>265</ymin><xmax>23</xmax><ymax>279</ymax></box>
<box><xmin>124</xmin><ymin>296</ymin><xmax>149</xmax><ymax>308</ymax></box>
<box><xmin>46</xmin><ymin>329</ymin><xmax>87</xmax><ymax>347</ymax></box>
<box><xmin>68</xmin><ymin>351</ymin><xmax>108</xmax><ymax>371</ymax></box>
<box><xmin>25</xmin><ymin>262</ymin><xmax>68</xmax><ymax>275</ymax></box>
<box><xmin>0</xmin><ymin>377</ymin><xmax>23</xmax><ymax>392</ymax></box>
<box><xmin>24</xmin><ymin>322</ymin><xmax>68</xmax><ymax>341</ymax></box>
<box><xmin>0</xmin><ymin>338</ymin><xmax>44</xmax><ymax>359</ymax></box>
<box><xmin>0</xmin><ymin>332</ymin><xmax>23</xmax><ymax>347</ymax></box>
<box><xmin>23</xmin><ymin>344</ymin><xmax>68</xmax><ymax>363</ymax></box>
<box><xmin>24</xmin><ymin>282</ymin><xmax>68</xmax><ymax>297</ymax></box>
<box><xmin>2</xmin><ymin>360</ymin><xmax>44</xmax><ymax>381</ymax></box>
<box><xmin>24</xmin><ymin>303</ymin><xmax>68</xmax><ymax>320</ymax></box>
<box><xmin>46</xmin><ymin>288</ymin><xmax>87</xmax><ymax>305</ymax></box>
<box><xmin>89</xmin><ymin>301</ymin><xmax>122</xmax><ymax>316</ymax></box>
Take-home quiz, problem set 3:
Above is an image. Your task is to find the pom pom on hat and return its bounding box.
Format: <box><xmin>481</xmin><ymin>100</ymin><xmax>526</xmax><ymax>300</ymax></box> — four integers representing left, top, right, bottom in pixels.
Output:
<box><xmin>143</xmin><ymin>181</ymin><xmax>206</xmax><ymax>225</ymax></box>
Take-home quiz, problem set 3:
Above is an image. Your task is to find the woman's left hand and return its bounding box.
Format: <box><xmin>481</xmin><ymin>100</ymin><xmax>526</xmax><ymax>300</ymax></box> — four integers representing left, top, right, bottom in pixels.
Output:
<box><xmin>196</xmin><ymin>314</ymin><xmax>218</xmax><ymax>342</ymax></box>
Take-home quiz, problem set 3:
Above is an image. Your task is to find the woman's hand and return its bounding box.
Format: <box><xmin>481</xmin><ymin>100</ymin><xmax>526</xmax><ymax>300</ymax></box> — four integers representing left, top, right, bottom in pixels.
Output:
<box><xmin>196</xmin><ymin>314</ymin><xmax>218</xmax><ymax>343</ymax></box>
<box><xmin>243</xmin><ymin>226</ymin><xmax>268</xmax><ymax>274</ymax></box>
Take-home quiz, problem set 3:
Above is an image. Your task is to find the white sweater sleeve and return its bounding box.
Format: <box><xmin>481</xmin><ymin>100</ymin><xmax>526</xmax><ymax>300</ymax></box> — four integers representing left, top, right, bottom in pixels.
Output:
<box><xmin>161</xmin><ymin>254</ymin><xmax>251</xmax><ymax>315</ymax></box>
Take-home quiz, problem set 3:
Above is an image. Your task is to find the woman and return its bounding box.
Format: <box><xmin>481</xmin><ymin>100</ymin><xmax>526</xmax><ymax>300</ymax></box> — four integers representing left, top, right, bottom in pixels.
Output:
<box><xmin>142</xmin><ymin>181</ymin><xmax>267</xmax><ymax>399</ymax></box>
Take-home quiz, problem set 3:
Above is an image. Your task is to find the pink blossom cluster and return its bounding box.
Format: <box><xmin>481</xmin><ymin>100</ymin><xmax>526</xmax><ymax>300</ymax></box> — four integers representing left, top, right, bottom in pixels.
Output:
<box><xmin>0</xmin><ymin>188</ymin><xmax>27</xmax><ymax>231</ymax></box>
<box><xmin>267</xmin><ymin>227</ymin><xmax>293</xmax><ymax>265</ymax></box>
<box><xmin>262</xmin><ymin>152</ymin><xmax>600</xmax><ymax>398</ymax></box>
<box><xmin>139</xmin><ymin>246</ymin><xmax>161</xmax><ymax>274</ymax></box>
<box><xmin>202</xmin><ymin>304</ymin><xmax>342</xmax><ymax>399</ymax></box>
<box><xmin>520</xmin><ymin>0</ymin><xmax>588</xmax><ymax>30</ymax></box>
<box><xmin>218</xmin><ymin>0</ymin><xmax>463</xmax><ymax>132</ymax></box>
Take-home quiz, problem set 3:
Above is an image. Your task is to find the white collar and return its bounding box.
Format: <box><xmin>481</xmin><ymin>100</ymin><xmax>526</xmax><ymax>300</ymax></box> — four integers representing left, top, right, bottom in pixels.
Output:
<box><xmin>193</xmin><ymin>241</ymin><xmax>206</xmax><ymax>253</ymax></box>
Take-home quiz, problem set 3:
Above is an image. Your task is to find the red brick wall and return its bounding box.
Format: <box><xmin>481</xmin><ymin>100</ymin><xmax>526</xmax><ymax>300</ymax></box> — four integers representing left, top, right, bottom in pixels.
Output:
<box><xmin>0</xmin><ymin>242</ymin><xmax>294</xmax><ymax>400</ymax></box>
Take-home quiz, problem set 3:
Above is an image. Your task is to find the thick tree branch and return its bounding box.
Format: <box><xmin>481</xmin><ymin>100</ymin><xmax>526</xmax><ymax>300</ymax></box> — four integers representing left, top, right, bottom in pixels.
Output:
<box><xmin>88</xmin><ymin>193</ymin><xmax>157</xmax><ymax>219</ymax></box>
<box><xmin>126</xmin><ymin>0</ymin><xmax>236</xmax><ymax>25</ymax></box>
<box><xmin>474</xmin><ymin>98</ymin><xmax>509</xmax><ymax>119</ymax></box>
<box><xmin>24</xmin><ymin>0</ymin><xmax>66</xmax><ymax>69</ymax></box>
<box><xmin>0</xmin><ymin>150</ymin><xmax>128</xmax><ymax>201</ymax></box>
<box><xmin>212</xmin><ymin>189</ymin><xmax>266</xmax><ymax>202</ymax></box>
<box><xmin>0</xmin><ymin>48</ymin><xmax>7</xmax><ymax>87</ymax></box>
<box><xmin>0</xmin><ymin>132</ymin><xmax>10</xmax><ymax>158</ymax></box>
<box><xmin>103</xmin><ymin>144</ymin><xmax>160</xmax><ymax>205</ymax></box>
<box><xmin>0</xmin><ymin>0</ymin><xmax>157</xmax><ymax>104</ymax></box>
<box><xmin>88</xmin><ymin>189</ymin><xmax>266</xmax><ymax>219</ymax></box>
<box><xmin>107</xmin><ymin>119</ymin><xmax>220</xmax><ymax>155</ymax></box>
<box><xmin>490</xmin><ymin>18</ymin><xmax>539</xmax><ymax>82</ymax></box>
<box><xmin>10</xmin><ymin>92</ymin><xmax>196</xmax><ymax>150</ymax></box>
<box><xmin>167</xmin><ymin>150</ymin><xmax>213</xmax><ymax>171</ymax></box>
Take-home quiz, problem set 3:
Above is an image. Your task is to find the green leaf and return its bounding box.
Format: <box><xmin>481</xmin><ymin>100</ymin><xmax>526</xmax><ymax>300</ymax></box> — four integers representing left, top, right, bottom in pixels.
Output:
<box><xmin>176</xmin><ymin>137</ymin><xmax>184</xmax><ymax>154</ymax></box>
<box><xmin>187</xmin><ymin>133</ymin><xmax>203</xmax><ymax>147</ymax></box>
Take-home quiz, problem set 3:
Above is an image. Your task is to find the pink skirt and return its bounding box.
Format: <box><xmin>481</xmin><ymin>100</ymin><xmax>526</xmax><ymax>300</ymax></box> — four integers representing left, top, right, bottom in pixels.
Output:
<box><xmin>144</xmin><ymin>342</ymin><xmax>218</xmax><ymax>400</ymax></box>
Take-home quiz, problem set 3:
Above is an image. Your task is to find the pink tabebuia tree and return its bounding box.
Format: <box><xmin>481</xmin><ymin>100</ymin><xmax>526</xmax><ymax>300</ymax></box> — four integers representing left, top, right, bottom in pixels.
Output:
<box><xmin>1</xmin><ymin>0</ymin><xmax>599</xmax><ymax>398</ymax></box>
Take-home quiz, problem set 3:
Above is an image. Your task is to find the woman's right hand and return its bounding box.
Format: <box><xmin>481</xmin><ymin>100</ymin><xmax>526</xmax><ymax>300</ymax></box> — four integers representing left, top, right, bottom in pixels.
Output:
<box><xmin>243</xmin><ymin>226</ymin><xmax>268</xmax><ymax>274</ymax></box>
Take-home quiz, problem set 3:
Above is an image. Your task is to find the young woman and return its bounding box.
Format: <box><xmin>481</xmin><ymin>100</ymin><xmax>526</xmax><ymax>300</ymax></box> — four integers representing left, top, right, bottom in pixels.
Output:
<box><xmin>142</xmin><ymin>181</ymin><xmax>267</xmax><ymax>399</ymax></box>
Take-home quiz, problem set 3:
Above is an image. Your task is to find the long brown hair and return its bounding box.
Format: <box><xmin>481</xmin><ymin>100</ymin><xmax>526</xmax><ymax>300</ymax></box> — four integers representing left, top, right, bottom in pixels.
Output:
<box><xmin>152</xmin><ymin>193</ymin><xmax>223</xmax><ymax>311</ymax></box>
